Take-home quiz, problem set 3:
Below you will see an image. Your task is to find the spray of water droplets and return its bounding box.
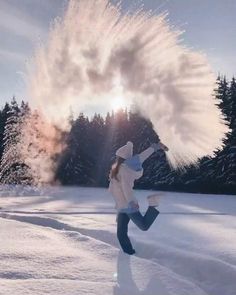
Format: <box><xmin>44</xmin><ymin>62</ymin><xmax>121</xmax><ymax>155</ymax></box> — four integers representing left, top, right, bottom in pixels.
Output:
<box><xmin>27</xmin><ymin>0</ymin><xmax>228</xmax><ymax>169</ymax></box>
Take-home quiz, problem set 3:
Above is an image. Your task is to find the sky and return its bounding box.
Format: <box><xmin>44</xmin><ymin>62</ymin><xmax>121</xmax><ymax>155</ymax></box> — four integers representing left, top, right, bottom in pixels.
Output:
<box><xmin>0</xmin><ymin>0</ymin><xmax>235</xmax><ymax>107</ymax></box>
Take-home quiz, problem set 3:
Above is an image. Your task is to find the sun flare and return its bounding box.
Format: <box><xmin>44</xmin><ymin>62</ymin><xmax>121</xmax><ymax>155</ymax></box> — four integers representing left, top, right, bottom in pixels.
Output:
<box><xmin>111</xmin><ymin>96</ymin><xmax>128</xmax><ymax>111</ymax></box>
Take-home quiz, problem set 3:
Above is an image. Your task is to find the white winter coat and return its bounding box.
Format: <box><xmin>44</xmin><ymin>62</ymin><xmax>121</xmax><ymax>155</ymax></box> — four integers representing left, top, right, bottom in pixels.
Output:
<box><xmin>108</xmin><ymin>147</ymin><xmax>155</xmax><ymax>211</ymax></box>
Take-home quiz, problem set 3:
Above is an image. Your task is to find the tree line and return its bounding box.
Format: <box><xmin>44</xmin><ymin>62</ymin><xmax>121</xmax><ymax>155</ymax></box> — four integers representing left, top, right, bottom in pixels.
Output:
<box><xmin>0</xmin><ymin>76</ymin><xmax>235</xmax><ymax>194</ymax></box>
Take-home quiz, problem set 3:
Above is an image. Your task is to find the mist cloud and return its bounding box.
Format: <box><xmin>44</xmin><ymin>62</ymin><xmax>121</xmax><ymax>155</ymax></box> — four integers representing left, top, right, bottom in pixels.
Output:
<box><xmin>27</xmin><ymin>0</ymin><xmax>228</xmax><ymax>168</ymax></box>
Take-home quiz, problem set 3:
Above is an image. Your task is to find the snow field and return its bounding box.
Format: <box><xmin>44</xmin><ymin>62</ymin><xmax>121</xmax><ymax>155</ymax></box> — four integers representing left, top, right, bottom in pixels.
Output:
<box><xmin>0</xmin><ymin>186</ymin><xmax>235</xmax><ymax>295</ymax></box>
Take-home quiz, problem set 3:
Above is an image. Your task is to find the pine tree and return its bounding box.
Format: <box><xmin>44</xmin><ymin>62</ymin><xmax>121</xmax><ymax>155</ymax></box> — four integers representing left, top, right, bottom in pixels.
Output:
<box><xmin>112</xmin><ymin>109</ymin><xmax>130</xmax><ymax>149</ymax></box>
<box><xmin>201</xmin><ymin>76</ymin><xmax>236</xmax><ymax>193</ymax></box>
<box><xmin>20</xmin><ymin>110</ymin><xmax>55</xmax><ymax>185</ymax></box>
<box><xmin>98</xmin><ymin>111</ymin><xmax>116</xmax><ymax>186</ymax></box>
<box><xmin>228</xmin><ymin>77</ymin><xmax>236</xmax><ymax>144</ymax></box>
<box><xmin>0</xmin><ymin>102</ymin><xmax>11</xmax><ymax>160</ymax></box>
<box><xmin>215</xmin><ymin>76</ymin><xmax>230</xmax><ymax>121</ymax></box>
<box><xmin>56</xmin><ymin>113</ymin><xmax>94</xmax><ymax>185</ymax></box>
<box><xmin>210</xmin><ymin>76</ymin><xmax>230</xmax><ymax>191</ymax></box>
<box><xmin>89</xmin><ymin>113</ymin><xmax>106</xmax><ymax>185</ymax></box>
<box><xmin>224</xmin><ymin>77</ymin><xmax>236</xmax><ymax>189</ymax></box>
<box><xmin>103</xmin><ymin>109</ymin><xmax>130</xmax><ymax>184</ymax></box>
<box><xmin>0</xmin><ymin>98</ymin><xmax>32</xmax><ymax>185</ymax></box>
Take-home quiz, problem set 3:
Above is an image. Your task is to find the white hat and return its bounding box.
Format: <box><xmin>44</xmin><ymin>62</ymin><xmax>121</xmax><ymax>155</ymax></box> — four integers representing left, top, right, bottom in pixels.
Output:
<box><xmin>116</xmin><ymin>141</ymin><xmax>133</xmax><ymax>159</ymax></box>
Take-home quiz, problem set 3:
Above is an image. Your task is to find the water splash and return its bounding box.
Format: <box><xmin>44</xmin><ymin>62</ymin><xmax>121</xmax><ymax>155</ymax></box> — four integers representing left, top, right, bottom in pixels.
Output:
<box><xmin>27</xmin><ymin>0</ymin><xmax>228</xmax><ymax>168</ymax></box>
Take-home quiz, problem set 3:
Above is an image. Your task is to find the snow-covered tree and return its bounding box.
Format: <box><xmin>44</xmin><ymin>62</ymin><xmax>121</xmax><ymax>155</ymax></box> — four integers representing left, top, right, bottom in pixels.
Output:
<box><xmin>201</xmin><ymin>76</ymin><xmax>236</xmax><ymax>193</ymax></box>
<box><xmin>56</xmin><ymin>113</ymin><xmax>94</xmax><ymax>185</ymax></box>
<box><xmin>0</xmin><ymin>98</ymin><xmax>33</xmax><ymax>185</ymax></box>
<box><xmin>20</xmin><ymin>109</ymin><xmax>64</xmax><ymax>185</ymax></box>
<box><xmin>224</xmin><ymin>77</ymin><xmax>236</xmax><ymax>187</ymax></box>
<box><xmin>0</xmin><ymin>102</ymin><xmax>11</xmax><ymax>160</ymax></box>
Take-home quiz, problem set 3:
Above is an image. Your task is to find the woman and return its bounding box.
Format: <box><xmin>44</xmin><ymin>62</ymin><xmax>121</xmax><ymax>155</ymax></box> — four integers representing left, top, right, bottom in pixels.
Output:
<box><xmin>109</xmin><ymin>141</ymin><xmax>168</xmax><ymax>255</ymax></box>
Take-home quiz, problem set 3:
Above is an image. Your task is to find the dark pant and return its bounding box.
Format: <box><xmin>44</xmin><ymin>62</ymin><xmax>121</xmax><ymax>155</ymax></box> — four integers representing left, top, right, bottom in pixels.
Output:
<box><xmin>117</xmin><ymin>206</ymin><xmax>159</xmax><ymax>254</ymax></box>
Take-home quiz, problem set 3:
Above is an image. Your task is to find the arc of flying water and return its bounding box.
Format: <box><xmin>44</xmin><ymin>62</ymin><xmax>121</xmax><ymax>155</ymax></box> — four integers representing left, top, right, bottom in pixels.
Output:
<box><xmin>27</xmin><ymin>0</ymin><xmax>228</xmax><ymax>170</ymax></box>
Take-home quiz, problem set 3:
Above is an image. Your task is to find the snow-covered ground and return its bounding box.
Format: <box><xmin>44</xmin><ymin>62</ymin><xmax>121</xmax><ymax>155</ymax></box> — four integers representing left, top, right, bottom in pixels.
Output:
<box><xmin>0</xmin><ymin>186</ymin><xmax>235</xmax><ymax>295</ymax></box>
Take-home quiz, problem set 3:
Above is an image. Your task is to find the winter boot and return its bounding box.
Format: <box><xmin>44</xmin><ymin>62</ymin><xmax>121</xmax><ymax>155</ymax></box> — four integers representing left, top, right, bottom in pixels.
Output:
<box><xmin>147</xmin><ymin>194</ymin><xmax>160</xmax><ymax>207</ymax></box>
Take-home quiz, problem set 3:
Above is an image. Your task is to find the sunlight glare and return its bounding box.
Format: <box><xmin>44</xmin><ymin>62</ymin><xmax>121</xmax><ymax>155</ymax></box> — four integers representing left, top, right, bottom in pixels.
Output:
<box><xmin>111</xmin><ymin>96</ymin><xmax>128</xmax><ymax>111</ymax></box>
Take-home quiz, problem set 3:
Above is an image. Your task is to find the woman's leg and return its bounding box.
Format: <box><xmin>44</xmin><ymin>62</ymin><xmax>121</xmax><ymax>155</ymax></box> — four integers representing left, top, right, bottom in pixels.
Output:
<box><xmin>117</xmin><ymin>213</ymin><xmax>135</xmax><ymax>254</ymax></box>
<box><xmin>128</xmin><ymin>207</ymin><xmax>159</xmax><ymax>231</ymax></box>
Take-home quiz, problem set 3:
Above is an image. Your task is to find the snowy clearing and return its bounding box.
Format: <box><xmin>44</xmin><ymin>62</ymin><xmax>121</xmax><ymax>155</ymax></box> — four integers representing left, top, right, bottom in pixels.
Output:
<box><xmin>0</xmin><ymin>186</ymin><xmax>235</xmax><ymax>295</ymax></box>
